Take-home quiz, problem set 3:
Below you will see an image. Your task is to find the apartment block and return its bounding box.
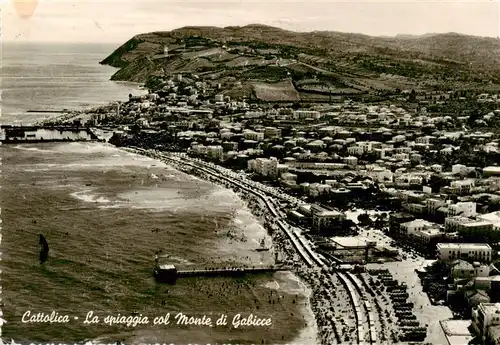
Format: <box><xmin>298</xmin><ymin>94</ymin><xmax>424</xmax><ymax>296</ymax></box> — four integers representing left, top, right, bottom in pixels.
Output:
<box><xmin>437</xmin><ymin>243</ymin><xmax>492</xmax><ymax>263</ymax></box>
<box><xmin>248</xmin><ymin>157</ymin><xmax>278</xmax><ymax>177</ymax></box>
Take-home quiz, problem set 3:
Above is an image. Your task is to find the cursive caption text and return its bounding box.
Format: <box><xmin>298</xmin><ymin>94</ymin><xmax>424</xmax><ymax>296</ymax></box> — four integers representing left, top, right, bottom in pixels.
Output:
<box><xmin>21</xmin><ymin>310</ymin><xmax>272</xmax><ymax>328</ymax></box>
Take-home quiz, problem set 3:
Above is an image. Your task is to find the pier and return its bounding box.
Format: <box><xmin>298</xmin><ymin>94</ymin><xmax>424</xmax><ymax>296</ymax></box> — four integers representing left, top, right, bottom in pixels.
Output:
<box><xmin>1</xmin><ymin>125</ymin><xmax>88</xmax><ymax>131</ymax></box>
<box><xmin>0</xmin><ymin>125</ymin><xmax>98</xmax><ymax>143</ymax></box>
<box><xmin>154</xmin><ymin>264</ymin><xmax>288</xmax><ymax>282</ymax></box>
<box><xmin>27</xmin><ymin>110</ymin><xmax>68</xmax><ymax>113</ymax></box>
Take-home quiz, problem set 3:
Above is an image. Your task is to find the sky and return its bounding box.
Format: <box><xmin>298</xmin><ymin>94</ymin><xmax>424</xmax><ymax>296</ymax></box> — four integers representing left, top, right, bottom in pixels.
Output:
<box><xmin>2</xmin><ymin>0</ymin><xmax>499</xmax><ymax>43</ymax></box>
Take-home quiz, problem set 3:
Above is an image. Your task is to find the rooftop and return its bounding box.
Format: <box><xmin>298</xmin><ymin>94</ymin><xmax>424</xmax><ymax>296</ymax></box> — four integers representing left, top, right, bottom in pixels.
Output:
<box><xmin>478</xmin><ymin>211</ymin><xmax>500</xmax><ymax>223</ymax></box>
<box><xmin>158</xmin><ymin>264</ymin><xmax>176</xmax><ymax>270</ymax></box>
<box><xmin>401</xmin><ymin>219</ymin><xmax>434</xmax><ymax>228</ymax></box>
<box><xmin>461</xmin><ymin>221</ymin><xmax>493</xmax><ymax>228</ymax></box>
<box><xmin>437</xmin><ymin>243</ymin><xmax>492</xmax><ymax>249</ymax></box>
<box><xmin>420</xmin><ymin>228</ymin><xmax>444</xmax><ymax>236</ymax></box>
<box><xmin>451</xmin><ymin>259</ymin><xmax>474</xmax><ymax>270</ymax></box>
<box><xmin>484</xmin><ymin>166</ymin><xmax>500</xmax><ymax>173</ymax></box>
<box><xmin>331</xmin><ymin>236</ymin><xmax>373</xmax><ymax>248</ymax></box>
<box><xmin>480</xmin><ymin>303</ymin><xmax>500</xmax><ymax>316</ymax></box>
<box><xmin>315</xmin><ymin>209</ymin><xmax>343</xmax><ymax>217</ymax></box>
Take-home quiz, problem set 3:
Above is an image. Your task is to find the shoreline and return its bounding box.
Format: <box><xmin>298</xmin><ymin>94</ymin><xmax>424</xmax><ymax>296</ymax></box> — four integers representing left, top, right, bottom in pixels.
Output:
<box><xmin>121</xmin><ymin>145</ymin><xmax>455</xmax><ymax>344</ymax></box>
<box><xmin>10</xmin><ymin>139</ymin><xmax>453</xmax><ymax>344</ymax></box>
<box><xmin>4</xmin><ymin>142</ymin><xmax>315</xmax><ymax>344</ymax></box>
<box><xmin>119</xmin><ymin>145</ymin><xmax>320</xmax><ymax>344</ymax></box>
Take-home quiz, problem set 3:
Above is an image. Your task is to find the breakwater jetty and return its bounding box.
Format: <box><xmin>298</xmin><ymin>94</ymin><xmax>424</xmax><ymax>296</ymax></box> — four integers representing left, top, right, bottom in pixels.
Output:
<box><xmin>0</xmin><ymin>125</ymin><xmax>97</xmax><ymax>143</ymax></box>
<box><xmin>154</xmin><ymin>264</ymin><xmax>289</xmax><ymax>283</ymax></box>
<box><xmin>27</xmin><ymin>110</ymin><xmax>68</xmax><ymax>113</ymax></box>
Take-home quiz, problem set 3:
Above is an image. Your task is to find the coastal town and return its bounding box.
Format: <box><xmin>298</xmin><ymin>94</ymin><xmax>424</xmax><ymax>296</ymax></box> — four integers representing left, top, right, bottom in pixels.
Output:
<box><xmin>10</xmin><ymin>61</ymin><xmax>498</xmax><ymax>345</ymax></box>
<box><xmin>3</xmin><ymin>25</ymin><xmax>500</xmax><ymax>345</ymax></box>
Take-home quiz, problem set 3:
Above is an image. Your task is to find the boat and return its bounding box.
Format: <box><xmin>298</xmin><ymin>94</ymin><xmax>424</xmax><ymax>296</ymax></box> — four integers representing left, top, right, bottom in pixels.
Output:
<box><xmin>256</xmin><ymin>238</ymin><xmax>270</xmax><ymax>252</ymax></box>
<box><xmin>39</xmin><ymin>234</ymin><xmax>49</xmax><ymax>264</ymax></box>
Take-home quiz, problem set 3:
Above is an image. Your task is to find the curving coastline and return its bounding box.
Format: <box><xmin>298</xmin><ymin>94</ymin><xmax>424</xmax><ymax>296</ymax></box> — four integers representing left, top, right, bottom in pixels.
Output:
<box><xmin>118</xmin><ymin>146</ymin><xmax>440</xmax><ymax>344</ymax></box>
<box><xmin>4</xmin><ymin>141</ymin><xmax>314</xmax><ymax>344</ymax></box>
<box><xmin>120</xmin><ymin>146</ymin><xmax>322</xmax><ymax>344</ymax></box>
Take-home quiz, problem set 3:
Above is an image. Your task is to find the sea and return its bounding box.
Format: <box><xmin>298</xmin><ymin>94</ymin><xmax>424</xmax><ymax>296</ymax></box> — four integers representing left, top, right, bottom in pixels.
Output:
<box><xmin>0</xmin><ymin>43</ymin><xmax>317</xmax><ymax>343</ymax></box>
<box><xmin>1</xmin><ymin>42</ymin><xmax>147</xmax><ymax>124</ymax></box>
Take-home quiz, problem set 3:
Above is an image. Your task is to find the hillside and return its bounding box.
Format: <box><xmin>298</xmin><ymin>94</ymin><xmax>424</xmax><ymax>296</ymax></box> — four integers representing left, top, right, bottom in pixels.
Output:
<box><xmin>101</xmin><ymin>24</ymin><xmax>500</xmax><ymax>99</ymax></box>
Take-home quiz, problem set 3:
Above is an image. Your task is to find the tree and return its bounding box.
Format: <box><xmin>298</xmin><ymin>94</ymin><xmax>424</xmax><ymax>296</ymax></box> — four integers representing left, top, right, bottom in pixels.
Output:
<box><xmin>357</xmin><ymin>213</ymin><xmax>372</xmax><ymax>227</ymax></box>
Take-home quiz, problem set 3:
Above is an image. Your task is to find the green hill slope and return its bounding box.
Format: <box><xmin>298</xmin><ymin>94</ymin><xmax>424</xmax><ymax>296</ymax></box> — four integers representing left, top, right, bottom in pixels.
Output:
<box><xmin>101</xmin><ymin>24</ymin><xmax>500</xmax><ymax>94</ymax></box>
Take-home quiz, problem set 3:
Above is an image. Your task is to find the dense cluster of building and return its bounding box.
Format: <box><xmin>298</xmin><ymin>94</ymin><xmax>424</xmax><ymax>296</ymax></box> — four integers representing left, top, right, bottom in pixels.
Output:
<box><xmin>81</xmin><ymin>72</ymin><xmax>500</xmax><ymax>344</ymax></box>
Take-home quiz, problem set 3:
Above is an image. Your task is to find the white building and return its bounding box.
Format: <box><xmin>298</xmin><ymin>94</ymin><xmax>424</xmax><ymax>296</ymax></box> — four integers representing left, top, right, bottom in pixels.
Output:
<box><xmin>294</xmin><ymin>110</ymin><xmax>321</xmax><ymax>120</ymax></box>
<box><xmin>450</xmin><ymin>179</ymin><xmax>475</xmax><ymax>194</ymax></box>
<box><xmin>392</xmin><ymin>135</ymin><xmax>406</xmax><ymax>142</ymax></box>
<box><xmin>395</xmin><ymin>146</ymin><xmax>412</xmax><ymax>154</ymax></box>
<box><xmin>281</xmin><ymin>172</ymin><xmax>297</xmax><ymax>183</ymax></box>
<box><xmin>436</xmin><ymin>243</ymin><xmax>492</xmax><ymax>262</ymax></box>
<box><xmin>264</xmin><ymin>127</ymin><xmax>282</xmax><ymax>138</ymax></box>
<box><xmin>472</xmin><ymin>303</ymin><xmax>500</xmax><ymax>341</ymax></box>
<box><xmin>192</xmin><ymin>144</ymin><xmax>208</xmax><ymax>155</ymax></box>
<box><xmin>347</xmin><ymin>145</ymin><xmax>364</xmax><ymax>156</ymax></box>
<box><xmin>427</xmin><ymin>198</ymin><xmax>446</xmax><ymax>213</ymax></box>
<box><xmin>243</xmin><ymin>130</ymin><xmax>264</xmax><ymax>141</ymax></box>
<box><xmin>475</xmin><ymin>264</ymin><xmax>491</xmax><ymax>278</ymax></box>
<box><xmin>400</xmin><ymin>219</ymin><xmax>437</xmax><ymax>236</ymax></box>
<box><xmin>423</xmin><ymin>186</ymin><xmax>433</xmax><ymax>194</ymax></box>
<box><xmin>220</xmin><ymin>131</ymin><xmax>234</xmax><ymax>140</ymax></box>
<box><xmin>416</xmin><ymin>228</ymin><xmax>445</xmax><ymax>245</ymax></box>
<box><xmin>415</xmin><ymin>136</ymin><xmax>433</xmax><ymax>145</ymax></box>
<box><xmin>445</xmin><ymin>216</ymin><xmax>477</xmax><ymax>232</ymax></box>
<box><xmin>411</xmin><ymin>153</ymin><xmax>423</xmax><ymax>162</ymax></box>
<box><xmin>483</xmin><ymin>166</ymin><xmax>500</xmax><ymax>176</ymax></box>
<box><xmin>343</xmin><ymin>156</ymin><xmax>358</xmax><ymax>167</ymax></box>
<box><xmin>311</xmin><ymin>204</ymin><xmax>346</xmax><ymax>232</ymax></box>
<box><xmin>394</xmin><ymin>153</ymin><xmax>410</xmax><ymax>161</ymax></box>
<box><xmin>365</xmin><ymin>167</ymin><xmax>393</xmax><ymax>183</ymax></box>
<box><xmin>478</xmin><ymin>211</ymin><xmax>500</xmax><ymax>226</ymax></box>
<box><xmin>357</xmin><ymin>141</ymin><xmax>373</xmax><ymax>152</ymax></box>
<box><xmin>430</xmin><ymin>164</ymin><xmax>443</xmax><ymax>173</ymax></box>
<box><xmin>452</xmin><ymin>164</ymin><xmax>468</xmax><ymax>175</ymax></box>
<box><xmin>448</xmin><ymin>202</ymin><xmax>477</xmax><ymax>217</ymax></box>
<box><xmin>248</xmin><ymin>157</ymin><xmax>278</xmax><ymax>177</ymax></box>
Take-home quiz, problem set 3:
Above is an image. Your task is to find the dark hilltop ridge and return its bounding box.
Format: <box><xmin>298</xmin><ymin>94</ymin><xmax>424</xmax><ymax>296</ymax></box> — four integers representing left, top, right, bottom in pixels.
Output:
<box><xmin>100</xmin><ymin>24</ymin><xmax>500</xmax><ymax>99</ymax></box>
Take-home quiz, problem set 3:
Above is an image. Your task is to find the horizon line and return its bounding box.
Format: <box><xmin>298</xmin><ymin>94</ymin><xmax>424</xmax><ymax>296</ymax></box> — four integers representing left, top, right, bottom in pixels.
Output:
<box><xmin>3</xmin><ymin>23</ymin><xmax>500</xmax><ymax>45</ymax></box>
